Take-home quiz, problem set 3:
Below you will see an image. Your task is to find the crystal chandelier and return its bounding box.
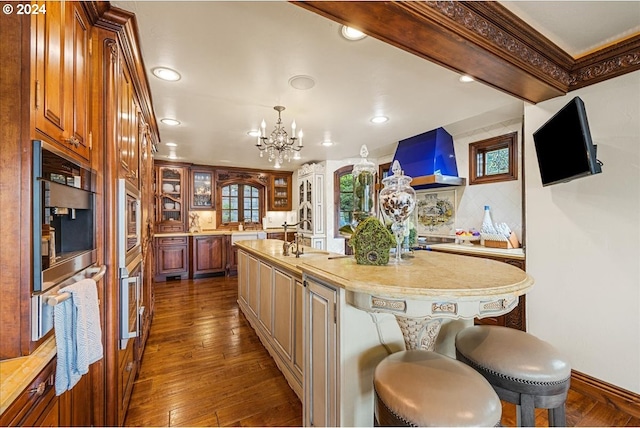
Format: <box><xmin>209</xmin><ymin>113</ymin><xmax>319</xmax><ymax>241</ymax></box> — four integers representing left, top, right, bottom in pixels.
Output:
<box><xmin>256</xmin><ymin>106</ymin><xmax>303</xmax><ymax>168</ymax></box>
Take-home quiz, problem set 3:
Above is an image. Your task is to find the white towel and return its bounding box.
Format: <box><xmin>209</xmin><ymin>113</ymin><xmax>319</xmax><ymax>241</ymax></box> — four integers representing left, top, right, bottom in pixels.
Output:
<box><xmin>54</xmin><ymin>278</ymin><xmax>104</xmax><ymax>395</ymax></box>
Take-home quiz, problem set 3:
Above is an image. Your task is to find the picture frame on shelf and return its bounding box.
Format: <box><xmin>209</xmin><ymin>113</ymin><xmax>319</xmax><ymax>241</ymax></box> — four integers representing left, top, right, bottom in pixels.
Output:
<box><xmin>414</xmin><ymin>189</ymin><xmax>456</xmax><ymax>236</ymax></box>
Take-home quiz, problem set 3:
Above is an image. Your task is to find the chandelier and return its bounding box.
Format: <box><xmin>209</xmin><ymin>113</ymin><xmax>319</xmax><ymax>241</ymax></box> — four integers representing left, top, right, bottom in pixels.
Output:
<box><xmin>256</xmin><ymin>106</ymin><xmax>303</xmax><ymax>168</ymax></box>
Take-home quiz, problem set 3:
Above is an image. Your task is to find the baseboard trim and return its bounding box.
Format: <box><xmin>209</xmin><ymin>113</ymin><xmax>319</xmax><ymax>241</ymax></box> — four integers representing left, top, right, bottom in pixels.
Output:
<box><xmin>571</xmin><ymin>370</ymin><xmax>640</xmax><ymax>418</ymax></box>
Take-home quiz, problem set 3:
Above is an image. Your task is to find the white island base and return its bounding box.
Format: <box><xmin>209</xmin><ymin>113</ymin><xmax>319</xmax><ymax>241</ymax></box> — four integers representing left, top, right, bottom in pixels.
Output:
<box><xmin>235</xmin><ymin>240</ymin><xmax>533</xmax><ymax>427</ymax></box>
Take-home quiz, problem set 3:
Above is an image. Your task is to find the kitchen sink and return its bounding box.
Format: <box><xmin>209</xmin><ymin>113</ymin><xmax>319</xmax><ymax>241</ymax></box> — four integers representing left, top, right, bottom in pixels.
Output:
<box><xmin>231</xmin><ymin>231</ymin><xmax>266</xmax><ymax>244</ymax></box>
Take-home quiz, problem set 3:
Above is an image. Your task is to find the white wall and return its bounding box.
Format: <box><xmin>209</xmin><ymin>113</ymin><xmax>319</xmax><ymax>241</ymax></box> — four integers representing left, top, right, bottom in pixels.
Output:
<box><xmin>450</xmin><ymin>119</ymin><xmax>523</xmax><ymax>240</ymax></box>
<box><xmin>524</xmin><ymin>71</ymin><xmax>640</xmax><ymax>393</ymax></box>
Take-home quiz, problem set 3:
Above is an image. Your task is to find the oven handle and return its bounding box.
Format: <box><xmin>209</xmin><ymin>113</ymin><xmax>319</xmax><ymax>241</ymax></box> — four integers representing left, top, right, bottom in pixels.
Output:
<box><xmin>45</xmin><ymin>265</ymin><xmax>107</xmax><ymax>307</ymax></box>
<box><xmin>120</xmin><ymin>273</ymin><xmax>139</xmax><ymax>350</ymax></box>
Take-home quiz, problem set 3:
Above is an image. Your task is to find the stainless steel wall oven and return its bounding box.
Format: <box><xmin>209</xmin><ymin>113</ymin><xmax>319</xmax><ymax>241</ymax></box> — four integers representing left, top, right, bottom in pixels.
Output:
<box><xmin>31</xmin><ymin>140</ymin><xmax>97</xmax><ymax>340</ymax></box>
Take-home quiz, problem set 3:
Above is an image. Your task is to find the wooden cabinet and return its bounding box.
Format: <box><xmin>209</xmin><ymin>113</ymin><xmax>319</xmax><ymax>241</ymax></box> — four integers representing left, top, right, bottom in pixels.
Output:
<box><xmin>155</xmin><ymin>164</ymin><xmax>187</xmax><ymax>233</ymax></box>
<box><xmin>259</xmin><ymin>262</ymin><xmax>273</xmax><ymax>334</ymax></box>
<box><xmin>191</xmin><ymin>235</ymin><xmax>226</xmax><ymax>278</ymax></box>
<box><xmin>304</xmin><ymin>277</ymin><xmax>338</xmax><ymax>427</ymax></box>
<box><xmin>297</xmin><ymin>163</ymin><xmax>326</xmax><ymax>249</ymax></box>
<box><xmin>118</xmin><ymin>339</ymin><xmax>136</xmax><ymax>426</ymax></box>
<box><xmin>34</xmin><ymin>0</ymin><xmax>91</xmax><ymax>163</ymax></box>
<box><xmin>236</xmin><ymin>249</ymin><xmax>303</xmax><ymax>398</ymax></box>
<box><xmin>154</xmin><ymin>236</ymin><xmax>189</xmax><ymax>281</ymax></box>
<box><xmin>247</xmin><ymin>254</ymin><xmax>260</xmax><ymax>317</ymax></box>
<box><xmin>269</xmin><ymin>173</ymin><xmax>292</xmax><ymax>211</ymax></box>
<box><xmin>237</xmin><ymin>249</ymin><xmax>249</xmax><ymax>305</ymax></box>
<box><xmin>0</xmin><ymin>358</ymin><xmax>57</xmax><ymax>427</ymax></box>
<box><xmin>190</xmin><ymin>168</ymin><xmax>214</xmax><ymax>210</ymax></box>
<box><xmin>266</xmin><ymin>231</ymin><xmax>295</xmax><ymax>242</ymax></box>
<box><xmin>272</xmin><ymin>269</ymin><xmax>293</xmax><ymax>361</ymax></box>
<box><xmin>117</xmin><ymin>58</ymin><xmax>140</xmax><ymax>187</ymax></box>
<box><xmin>226</xmin><ymin>236</ymin><xmax>239</xmax><ymax>276</ymax></box>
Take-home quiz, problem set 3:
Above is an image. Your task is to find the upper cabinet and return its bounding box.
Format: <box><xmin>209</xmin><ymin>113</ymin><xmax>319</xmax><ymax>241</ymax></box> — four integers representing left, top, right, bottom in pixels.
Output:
<box><xmin>190</xmin><ymin>168</ymin><xmax>215</xmax><ymax>210</ymax></box>
<box><xmin>155</xmin><ymin>163</ymin><xmax>187</xmax><ymax>233</ymax></box>
<box><xmin>117</xmin><ymin>61</ymin><xmax>140</xmax><ymax>187</ymax></box>
<box><xmin>269</xmin><ymin>172</ymin><xmax>292</xmax><ymax>211</ymax></box>
<box><xmin>34</xmin><ymin>0</ymin><xmax>91</xmax><ymax>163</ymax></box>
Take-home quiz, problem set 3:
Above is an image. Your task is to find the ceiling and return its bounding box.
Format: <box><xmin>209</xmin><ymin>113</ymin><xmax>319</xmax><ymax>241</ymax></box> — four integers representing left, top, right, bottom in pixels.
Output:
<box><xmin>112</xmin><ymin>1</ymin><xmax>640</xmax><ymax>171</ymax></box>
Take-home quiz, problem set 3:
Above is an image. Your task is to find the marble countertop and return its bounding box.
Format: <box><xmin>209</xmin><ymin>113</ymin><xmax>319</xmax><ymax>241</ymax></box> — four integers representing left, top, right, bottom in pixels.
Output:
<box><xmin>236</xmin><ymin>240</ymin><xmax>533</xmax><ymax>300</ymax></box>
<box><xmin>0</xmin><ymin>336</ymin><xmax>56</xmax><ymax>416</ymax></box>
<box><xmin>235</xmin><ymin>239</ymin><xmax>335</xmax><ymax>276</ymax></box>
<box><xmin>427</xmin><ymin>243</ymin><xmax>525</xmax><ymax>260</ymax></box>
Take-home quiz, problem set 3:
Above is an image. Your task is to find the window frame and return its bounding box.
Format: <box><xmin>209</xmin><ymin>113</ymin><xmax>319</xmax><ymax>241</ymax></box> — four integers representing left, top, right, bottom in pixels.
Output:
<box><xmin>469</xmin><ymin>132</ymin><xmax>518</xmax><ymax>185</ymax></box>
<box><xmin>333</xmin><ymin>165</ymin><xmax>354</xmax><ymax>238</ymax></box>
<box><xmin>216</xmin><ymin>180</ymin><xmax>265</xmax><ymax>228</ymax></box>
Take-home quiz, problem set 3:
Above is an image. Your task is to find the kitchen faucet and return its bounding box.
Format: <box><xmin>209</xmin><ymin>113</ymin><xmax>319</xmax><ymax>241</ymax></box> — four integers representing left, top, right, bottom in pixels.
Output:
<box><xmin>282</xmin><ymin>219</ymin><xmax>312</xmax><ymax>257</ymax></box>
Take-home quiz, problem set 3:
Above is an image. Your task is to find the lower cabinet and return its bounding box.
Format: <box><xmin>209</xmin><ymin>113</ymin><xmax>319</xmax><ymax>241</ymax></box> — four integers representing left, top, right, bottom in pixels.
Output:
<box><xmin>236</xmin><ymin>249</ymin><xmax>303</xmax><ymax>398</ymax></box>
<box><xmin>191</xmin><ymin>235</ymin><xmax>226</xmax><ymax>278</ymax></box>
<box><xmin>154</xmin><ymin>236</ymin><xmax>189</xmax><ymax>281</ymax></box>
<box><xmin>0</xmin><ymin>358</ymin><xmax>93</xmax><ymax>427</ymax></box>
<box><xmin>0</xmin><ymin>358</ymin><xmax>57</xmax><ymax>427</ymax></box>
<box><xmin>304</xmin><ymin>278</ymin><xmax>338</xmax><ymax>428</ymax></box>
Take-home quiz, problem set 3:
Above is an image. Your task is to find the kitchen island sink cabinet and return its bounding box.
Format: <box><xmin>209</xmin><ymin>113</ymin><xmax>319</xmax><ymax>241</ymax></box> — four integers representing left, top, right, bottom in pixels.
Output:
<box><xmin>235</xmin><ymin>239</ymin><xmax>533</xmax><ymax>426</ymax></box>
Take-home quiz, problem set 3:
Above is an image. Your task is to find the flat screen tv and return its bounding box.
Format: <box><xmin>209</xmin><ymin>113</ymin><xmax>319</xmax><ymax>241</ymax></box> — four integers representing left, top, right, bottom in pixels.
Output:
<box><xmin>533</xmin><ymin>96</ymin><xmax>602</xmax><ymax>186</ymax></box>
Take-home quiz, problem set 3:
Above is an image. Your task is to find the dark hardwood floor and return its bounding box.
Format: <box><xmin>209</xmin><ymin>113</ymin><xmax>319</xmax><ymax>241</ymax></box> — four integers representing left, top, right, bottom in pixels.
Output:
<box><xmin>124</xmin><ymin>276</ymin><xmax>302</xmax><ymax>427</ymax></box>
<box><xmin>126</xmin><ymin>276</ymin><xmax>638</xmax><ymax>427</ymax></box>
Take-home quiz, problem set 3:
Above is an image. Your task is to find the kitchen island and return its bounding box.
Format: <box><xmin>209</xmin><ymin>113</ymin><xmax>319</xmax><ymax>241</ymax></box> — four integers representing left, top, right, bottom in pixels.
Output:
<box><xmin>235</xmin><ymin>239</ymin><xmax>533</xmax><ymax>427</ymax></box>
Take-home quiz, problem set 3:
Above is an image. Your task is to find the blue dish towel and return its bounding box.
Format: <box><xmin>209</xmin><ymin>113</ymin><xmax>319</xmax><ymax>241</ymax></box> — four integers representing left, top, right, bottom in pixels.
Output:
<box><xmin>54</xmin><ymin>277</ymin><xmax>104</xmax><ymax>395</ymax></box>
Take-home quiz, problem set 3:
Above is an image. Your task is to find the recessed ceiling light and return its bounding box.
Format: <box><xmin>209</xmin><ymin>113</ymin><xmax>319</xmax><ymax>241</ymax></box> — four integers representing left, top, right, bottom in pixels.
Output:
<box><xmin>322</xmin><ymin>140</ymin><xmax>333</xmax><ymax>147</ymax></box>
<box><xmin>341</xmin><ymin>25</ymin><xmax>366</xmax><ymax>41</ymax></box>
<box><xmin>152</xmin><ymin>67</ymin><xmax>181</xmax><ymax>82</ymax></box>
<box><xmin>370</xmin><ymin>115</ymin><xmax>389</xmax><ymax>124</ymax></box>
<box><xmin>459</xmin><ymin>75</ymin><xmax>475</xmax><ymax>83</ymax></box>
<box><xmin>167</xmin><ymin>153</ymin><xmax>178</xmax><ymax>160</ymax></box>
<box><xmin>165</xmin><ymin>142</ymin><xmax>178</xmax><ymax>147</ymax></box>
<box><xmin>289</xmin><ymin>75</ymin><xmax>316</xmax><ymax>90</ymax></box>
<box><xmin>161</xmin><ymin>118</ymin><xmax>181</xmax><ymax>126</ymax></box>
<box><xmin>247</xmin><ymin>130</ymin><xmax>261</xmax><ymax>137</ymax></box>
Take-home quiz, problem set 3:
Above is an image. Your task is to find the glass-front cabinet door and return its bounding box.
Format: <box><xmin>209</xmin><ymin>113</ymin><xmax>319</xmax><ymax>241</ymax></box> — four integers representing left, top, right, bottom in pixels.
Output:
<box><xmin>190</xmin><ymin>169</ymin><xmax>214</xmax><ymax>210</ymax></box>
<box><xmin>269</xmin><ymin>173</ymin><xmax>292</xmax><ymax>211</ymax></box>
<box><xmin>156</xmin><ymin>164</ymin><xmax>187</xmax><ymax>232</ymax></box>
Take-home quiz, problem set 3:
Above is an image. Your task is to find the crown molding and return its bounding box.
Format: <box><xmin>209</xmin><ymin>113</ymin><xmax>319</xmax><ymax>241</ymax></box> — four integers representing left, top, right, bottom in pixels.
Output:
<box><xmin>295</xmin><ymin>1</ymin><xmax>640</xmax><ymax>103</ymax></box>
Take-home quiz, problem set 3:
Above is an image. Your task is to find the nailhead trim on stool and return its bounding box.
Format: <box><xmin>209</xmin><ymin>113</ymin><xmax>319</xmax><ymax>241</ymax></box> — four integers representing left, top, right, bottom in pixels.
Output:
<box><xmin>455</xmin><ymin>326</ymin><xmax>571</xmax><ymax>427</ymax></box>
<box><xmin>373</xmin><ymin>350</ymin><xmax>502</xmax><ymax>427</ymax></box>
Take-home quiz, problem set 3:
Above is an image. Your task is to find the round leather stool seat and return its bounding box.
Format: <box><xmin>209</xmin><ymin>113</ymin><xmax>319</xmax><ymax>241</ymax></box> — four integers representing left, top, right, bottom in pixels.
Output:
<box><xmin>455</xmin><ymin>326</ymin><xmax>571</xmax><ymax>427</ymax></box>
<box><xmin>374</xmin><ymin>350</ymin><xmax>502</xmax><ymax>427</ymax></box>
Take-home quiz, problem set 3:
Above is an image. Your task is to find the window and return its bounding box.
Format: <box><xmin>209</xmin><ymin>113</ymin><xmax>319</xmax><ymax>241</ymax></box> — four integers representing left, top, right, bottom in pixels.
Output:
<box><xmin>220</xmin><ymin>183</ymin><xmax>261</xmax><ymax>224</ymax></box>
<box><xmin>334</xmin><ymin>165</ymin><xmax>353</xmax><ymax>236</ymax></box>
<box><xmin>469</xmin><ymin>132</ymin><xmax>518</xmax><ymax>185</ymax></box>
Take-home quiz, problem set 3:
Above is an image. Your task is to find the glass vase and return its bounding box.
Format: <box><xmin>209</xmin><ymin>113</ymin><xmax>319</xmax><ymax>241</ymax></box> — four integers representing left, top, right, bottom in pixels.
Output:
<box><xmin>379</xmin><ymin>160</ymin><xmax>416</xmax><ymax>263</ymax></box>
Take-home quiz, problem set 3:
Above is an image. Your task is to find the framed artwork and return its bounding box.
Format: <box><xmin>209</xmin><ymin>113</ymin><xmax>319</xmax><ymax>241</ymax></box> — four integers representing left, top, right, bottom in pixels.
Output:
<box><xmin>414</xmin><ymin>189</ymin><xmax>456</xmax><ymax>236</ymax></box>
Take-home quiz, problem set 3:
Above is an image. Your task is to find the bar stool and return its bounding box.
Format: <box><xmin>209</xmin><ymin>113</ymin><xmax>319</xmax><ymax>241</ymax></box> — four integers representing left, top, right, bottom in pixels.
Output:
<box><xmin>455</xmin><ymin>326</ymin><xmax>571</xmax><ymax>427</ymax></box>
<box><xmin>374</xmin><ymin>350</ymin><xmax>502</xmax><ymax>427</ymax></box>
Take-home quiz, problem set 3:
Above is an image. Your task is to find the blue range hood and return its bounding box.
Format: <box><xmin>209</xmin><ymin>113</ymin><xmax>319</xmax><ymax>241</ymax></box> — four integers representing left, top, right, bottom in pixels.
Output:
<box><xmin>392</xmin><ymin>127</ymin><xmax>466</xmax><ymax>189</ymax></box>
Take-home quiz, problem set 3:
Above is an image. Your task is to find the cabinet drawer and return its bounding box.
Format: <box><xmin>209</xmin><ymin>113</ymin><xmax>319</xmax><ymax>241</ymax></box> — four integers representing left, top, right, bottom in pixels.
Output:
<box><xmin>0</xmin><ymin>358</ymin><xmax>56</xmax><ymax>427</ymax></box>
<box><xmin>157</xmin><ymin>236</ymin><xmax>187</xmax><ymax>245</ymax></box>
<box><xmin>158</xmin><ymin>223</ymin><xmax>185</xmax><ymax>233</ymax></box>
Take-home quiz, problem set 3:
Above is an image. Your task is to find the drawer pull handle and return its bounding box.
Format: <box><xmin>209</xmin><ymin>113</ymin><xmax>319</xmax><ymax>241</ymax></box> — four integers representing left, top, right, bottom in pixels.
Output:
<box><xmin>29</xmin><ymin>381</ymin><xmax>46</xmax><ymax>397</ymax></box>
<box><xmin>64</xmin><ymin>136</ymin><xmax>80</xmax><ymax>148</ymax></box>
<box><xmin>125</xmin><ymin>362</ymin><xmax>134</xmax><ymax>372</ymax></box>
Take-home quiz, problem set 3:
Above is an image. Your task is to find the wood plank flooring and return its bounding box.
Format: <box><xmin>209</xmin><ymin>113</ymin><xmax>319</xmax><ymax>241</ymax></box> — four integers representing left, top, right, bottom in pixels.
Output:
<box><xmin>124</xmin><ymin>276</ymin><xmax>302</xmax><ymax>427</ymax></box>
<box><xmin>126</xmin><ymin>276</ymin><xmax>638</xmax><ymax>427</ymax></box>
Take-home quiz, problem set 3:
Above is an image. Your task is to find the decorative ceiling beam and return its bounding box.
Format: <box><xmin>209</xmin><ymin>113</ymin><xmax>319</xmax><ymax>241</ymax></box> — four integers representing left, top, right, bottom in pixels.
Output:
<box><xmin>294</xmin><ymin>1</ymin><xmax>640</xmax><ymax>104</ymax></box>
